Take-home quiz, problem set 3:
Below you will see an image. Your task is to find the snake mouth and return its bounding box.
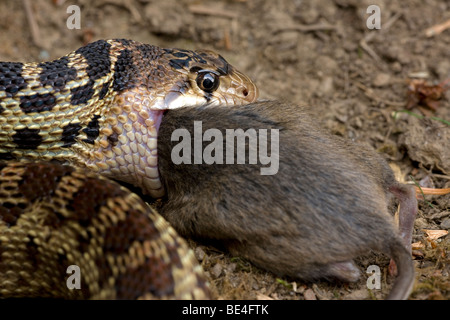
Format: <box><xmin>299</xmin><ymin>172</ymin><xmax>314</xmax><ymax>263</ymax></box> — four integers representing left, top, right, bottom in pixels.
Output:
<box><xmin>152</xmin><ymin>110</ymin><xmax>165</xmax><ymax>133</ymax></box>
<box><xmin>157</xmin><ymin>75</ymin><xmax>258</xmax><ymax>111</ymax></box>
<box><xmin>156</xmin><ymin>68</ymin><xmax>258</xmax><ymax>131</ymax></box>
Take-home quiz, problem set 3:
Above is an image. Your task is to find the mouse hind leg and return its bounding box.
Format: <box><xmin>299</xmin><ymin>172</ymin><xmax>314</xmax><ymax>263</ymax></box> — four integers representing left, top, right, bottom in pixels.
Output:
<box><xmin>318</xmin><ymin>261</ymin><xmax>361</xmax><ymax>282</ymax></box>
<box><xmin>383</xmin><ymin>179</ymin><xmax>417</xmax><ymax>276</ymax></box>
<box><xmin>387</xmin><ymin>182</ymin><xmax>418</xmax><ymax>252</ymax></box>
<box><xmin>374</xmin><ymin>156</ymin><xmax>418</xmax><ymax>252</ymax></box>
<box><xmin>285</xmin><ymin>261</ymin><xmax>362</xmax><ymax>283</ymax></box>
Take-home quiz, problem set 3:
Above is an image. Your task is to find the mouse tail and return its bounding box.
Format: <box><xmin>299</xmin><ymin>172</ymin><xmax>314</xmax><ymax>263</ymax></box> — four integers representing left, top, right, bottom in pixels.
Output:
<box><xmin>386</xmin><ymin>239</ymin><xmax>415</xmax><ymax>300</ymax></box>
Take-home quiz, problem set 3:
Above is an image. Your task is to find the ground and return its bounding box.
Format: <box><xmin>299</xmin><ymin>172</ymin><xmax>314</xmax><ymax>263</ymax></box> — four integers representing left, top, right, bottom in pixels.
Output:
<box><xmin>0</xmin><ymin>0</ymin><xmax>448</xmax><ymax>300</ymax></box>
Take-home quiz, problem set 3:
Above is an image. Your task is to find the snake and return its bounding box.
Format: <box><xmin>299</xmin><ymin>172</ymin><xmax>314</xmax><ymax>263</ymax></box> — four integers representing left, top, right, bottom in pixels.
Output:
<box><xmin>0</xmin><ymin>39</ymin><xmax>258</xmax><ymax>299</ymax></box>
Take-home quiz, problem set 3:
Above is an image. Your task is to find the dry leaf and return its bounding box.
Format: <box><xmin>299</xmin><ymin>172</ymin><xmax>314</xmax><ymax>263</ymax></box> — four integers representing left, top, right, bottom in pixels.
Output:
<box><xmin>412</xmin><ymin>241</ymin><xmax>425</xmax><ymax>250</ymax></box>
<box><xmin>256</xmin><ymin>293</ymin><xmax>273</xmax><ymax>300</ymax></box>
<box><xmin>425</xmin><ymin>19</ymin><xmax>450</xmax><ymax>37</ymax></box>
<box><xmin>423</xmin><ymin>229</ymin><xmax>448</xmax><ymax>240</ymax></box>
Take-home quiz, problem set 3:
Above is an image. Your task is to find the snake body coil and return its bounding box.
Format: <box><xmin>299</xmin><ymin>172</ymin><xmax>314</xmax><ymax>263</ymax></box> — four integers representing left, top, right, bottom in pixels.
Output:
<box><xmin>0</xmin><ymin>39</ymin><xmax>258</xmax><ymax>299</ymax></box>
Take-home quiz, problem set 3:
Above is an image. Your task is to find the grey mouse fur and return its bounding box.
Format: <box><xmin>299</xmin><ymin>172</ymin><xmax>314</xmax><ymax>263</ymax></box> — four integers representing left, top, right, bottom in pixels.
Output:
<box><xmin>155</xmin><ymin>101</ymin><xmax>417</xmax><ymax>300</ymax></box>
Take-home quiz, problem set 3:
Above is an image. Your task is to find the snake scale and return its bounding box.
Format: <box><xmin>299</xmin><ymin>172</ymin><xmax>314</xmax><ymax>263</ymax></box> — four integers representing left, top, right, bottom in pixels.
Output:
<box><xmin>0</xmin><ymin>39</ymin><xmax>258</xmax><ymax>299</ymax></box>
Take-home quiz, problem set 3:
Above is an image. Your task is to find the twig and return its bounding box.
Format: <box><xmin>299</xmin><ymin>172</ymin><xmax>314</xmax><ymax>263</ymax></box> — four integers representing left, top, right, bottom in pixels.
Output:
<box><xmin>188</xmin><ymin>5</ymin><xmax>238</xmax><ymax>19</ymax></box>
<box><xmin>359</xmin><ymin>11</ymin><xmax>403</xmax><ymax>67</ymax></box>
<box><xmin>188</xmin><ymin>5</ymin><xmax>237</xmax><ymax>49</ymax></box>
<box><xmin>359</xmin><ymin>39</ymin><xmax>383</xmax><ymax>65</ymax></box>
<box><xmin>273</xmin><ymin>22</ymin><xmax>336</xmax><ymax>35</ymax></box>
<box><xmin>96</xmin><ymin>0</ymin><xmax>143</xmax><ymax>24</ymax></box>
<box><xmin>22</xmin><ymin>0</ymin><xmax>41</xmax><ymax>48</ymax></box>
<box><xmin>382</xmin><ymin>11</ymin><xmax>403</xmax><ymax>30</ymax></box>
<box><xmin>430</xmin><ymin>211</ymin><xmax>450</xmax><ymax>220</ymax></box>
<box><xmin>223</xmin><ymin>28</ymin><xmax>232</xmax><ymax>50</ymax></box>
<box><xmin>355</xmin><ymin>81</ymin><xmax>406</xmax><ymax>107</ymax></box>
<box><xmin>431</xmin><ymin>173</ymin><xmax>450</xmax><ymax>180</ymax></box>
<box><xmin>414</xmin><ymin>187</ymin><xmax>450</xmax><ymax>196</ymax></box>
<box><xmin>425</xmin><ymin>19</ymin><xmax>450</xmax><ymax>37</ymax></box>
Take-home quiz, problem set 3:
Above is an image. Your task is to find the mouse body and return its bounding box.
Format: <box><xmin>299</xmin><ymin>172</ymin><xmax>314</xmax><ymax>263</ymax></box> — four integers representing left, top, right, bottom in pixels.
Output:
<box><xmin>156</xmin><ymin>101</ymin><xmax>417</xmax><ymax>299</ymax></box>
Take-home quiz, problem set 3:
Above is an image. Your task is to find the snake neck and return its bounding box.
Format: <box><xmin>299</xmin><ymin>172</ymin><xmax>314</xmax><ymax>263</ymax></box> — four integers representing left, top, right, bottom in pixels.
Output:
<box><xmin>0</xmin><ymin>40</ymin><xmax>167</xmax><ymax>198</ymax></box>
<box><xmin>83</xmin><ymin>87</ymin><xmax>166</xmax><ymax>199</ymax></box>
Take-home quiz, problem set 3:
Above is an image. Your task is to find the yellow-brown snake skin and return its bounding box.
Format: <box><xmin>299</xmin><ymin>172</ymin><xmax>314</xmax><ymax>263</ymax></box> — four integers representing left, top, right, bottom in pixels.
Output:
<box><xmin>0</xmin><ymin>39</ymin><xmax>258</xmax><ymax>299</ymax></box>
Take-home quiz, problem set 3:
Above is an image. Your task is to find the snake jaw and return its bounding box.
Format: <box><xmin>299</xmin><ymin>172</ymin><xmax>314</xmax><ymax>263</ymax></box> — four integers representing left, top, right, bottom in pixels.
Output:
<box><xmin>155</xmin><ymin>68</ymin><xmax>258</xmax><ymax>110</ymax></box>
<box><xmin>163</xmin><ymin>89</ymin><xmax>208</xmax><ymax>110</ymax></box>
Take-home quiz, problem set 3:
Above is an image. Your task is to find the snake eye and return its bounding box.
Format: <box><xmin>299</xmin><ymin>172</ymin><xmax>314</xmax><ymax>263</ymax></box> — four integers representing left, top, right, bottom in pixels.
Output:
<box><xmin>196</xmin><ymin>72</ymin><xmax>220</xmax><ymax>93</ymax></box>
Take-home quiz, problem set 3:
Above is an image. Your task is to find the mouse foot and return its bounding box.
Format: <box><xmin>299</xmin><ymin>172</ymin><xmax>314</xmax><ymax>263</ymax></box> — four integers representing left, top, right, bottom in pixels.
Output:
<box><xmin>323</xmin><ymin>261</ymin><xmax>361</xmax><ymax>282</ymax></box>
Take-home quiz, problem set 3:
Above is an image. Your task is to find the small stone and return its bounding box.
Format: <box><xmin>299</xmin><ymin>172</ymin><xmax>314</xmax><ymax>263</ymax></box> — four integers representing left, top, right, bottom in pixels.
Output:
<box><xmin>194</xmin><ymin>246</ymin><xmax>205</xmax><ymax>261</ymax></box>
<box><xmin>440</xmin><ymin>217</ymin><xmax>450</xmax><ymax>229</ymax></box>
<box><xmin>344</xmin><ymin>288</ymin><xmax>369</xmax><ymax>300</ymax></box>
<box><xmin>391</xmin><ymin>62</ymin><xmax>402</xmax><ymax>73</ymax></box>
<box><xmin>312</xmin><ymin>283</ymin><xmax>330</xmax><ymax>300</ymax></box>
<box><xmin>316</xmin><ymin>55</ymin><xmax>339</xmax><ymax>74</ymax></box>
<box><xmin>435</xmin><ymin>60</ymin><xmax>450</xmax><ymax>80</ymax></box>
<box><xmin>372</xmin><ymin>73</ymin><xmax>391</xmax><ymax>87</ymax></box>
<box><xmin>211</xmin><ymin>263</ymin><xmax>223</xmax><ymax>279</ymax></box>
<box><xmin>303</xmin><ymin>288</ymin><xmax>317</xmax><ymax>300</ymax></box>
<box><xmin>353</xmin><ymin>117</ymin><xmax>363</xmax><ymax>128</ymax></box>
<box><xmin>297</xmin><ymin>7</ymin><xmax>319</xmax><ymax>24</ymax></box>
<box><xmin>226</xmin><ymin>262</ymin><xmax>237</xmax><ymax>273</ymax></box>
<box><xmin>334</xmin><ymin>112</ymin><xmax>348</xmax><ymax>123</ymax></box>
<box><xmin>318</xmin><ymin>77</ymin><xmax>334</xmax><ymax>96</ymax></box>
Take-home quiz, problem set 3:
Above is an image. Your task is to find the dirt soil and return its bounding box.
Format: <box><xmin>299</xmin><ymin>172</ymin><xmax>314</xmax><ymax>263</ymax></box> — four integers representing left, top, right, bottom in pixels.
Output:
<box><xmin>1</xmin><ymin>0</ymin><xmax>448</xmax><ymax>300</ymax></box>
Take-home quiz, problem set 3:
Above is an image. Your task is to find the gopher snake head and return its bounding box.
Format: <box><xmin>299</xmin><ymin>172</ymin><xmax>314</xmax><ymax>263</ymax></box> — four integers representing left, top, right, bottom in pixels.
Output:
<box><xmin>143</xmin><ymin>47</ymin><xmax>258</xmax><ymax>110</ymax></box>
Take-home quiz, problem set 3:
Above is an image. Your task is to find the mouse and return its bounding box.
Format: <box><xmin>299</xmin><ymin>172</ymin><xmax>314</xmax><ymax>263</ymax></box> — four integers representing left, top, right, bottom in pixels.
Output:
<box><xmin>154</xmin><ymin>100</ymin><xmax>418</xmax><ymax>300</ymax></box>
